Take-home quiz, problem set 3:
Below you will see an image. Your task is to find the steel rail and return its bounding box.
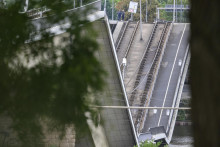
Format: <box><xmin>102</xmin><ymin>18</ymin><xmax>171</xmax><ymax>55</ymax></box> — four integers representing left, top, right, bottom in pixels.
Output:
<box><xmin>125</xmin><ymin>22</ymin><xmax>158</xmax><ymax>87</ymax></box>
<box><xmin>137</xmin><ymin>22</ymin><xmax>172</xmax><ymax>133</ymax></box>
<box><xmin>133</xmin><ymin>22</ymin><xmax>169</xmax><ymax>131</ymax></box>
<box><xmin>127</xmin><ymin>22</ymin><xmax>171</xmax><ymax>134</ymax></box>
<box><xmin>141</xmin><ymin>22</ymin><xmax>174</xmax><ymax>129</ymax></box>
<box><xmin>115</xmin><ymin>21</ymin><xmax>126</xmax><ymax>46</ymax></box>
<box><xmin>129</xmin><ymin>22</ymin><xmax>163</xmax><ymax>106</ymax></box>
<box><xmin>124</xmin><ymin>21</ymin><xmax>140</xmax><ymax>59</ymax></box>
<box><xmin>115</xmin><ymin>21</ymin><xmax>130</xmax><ymax>51</ymax></box>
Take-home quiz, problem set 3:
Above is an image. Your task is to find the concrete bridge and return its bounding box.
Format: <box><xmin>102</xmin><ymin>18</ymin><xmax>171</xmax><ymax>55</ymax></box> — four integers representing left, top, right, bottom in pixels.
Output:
<box><xmin>113</xmin><ymin>20</ymin><xmax>190</xmax><ymax>144</ymax></box>
<box><xmin>0</xmin><ymin>1</ymin><xmax>190</xmax><ymax>146</ymax></box>
<box><xmin>1</xmin><ymin>1</ymin><xmax>138</xmax><ymax>147</ymax></box>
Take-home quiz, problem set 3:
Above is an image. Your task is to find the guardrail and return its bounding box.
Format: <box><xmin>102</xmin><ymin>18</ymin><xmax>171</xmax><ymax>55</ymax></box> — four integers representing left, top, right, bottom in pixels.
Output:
<box><xmin>104</xmin><ymin>14</ymin><xmax>140</xmax><ymax>147</ymax></box>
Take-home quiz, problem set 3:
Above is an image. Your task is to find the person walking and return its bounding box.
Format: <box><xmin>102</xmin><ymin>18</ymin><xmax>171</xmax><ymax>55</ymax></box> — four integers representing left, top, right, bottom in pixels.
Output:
<box><xmin>121</xmin><ymin>10</ymin><xmax>125</xmax><ymax>21</ymax></box>
<box><xmin>117</xmin><ymin>10</ymin><xmax>122</xmax><ymax>21</ymax></box>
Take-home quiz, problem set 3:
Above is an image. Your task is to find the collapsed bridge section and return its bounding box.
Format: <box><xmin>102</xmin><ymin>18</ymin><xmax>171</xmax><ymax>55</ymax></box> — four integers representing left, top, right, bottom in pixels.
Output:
<box><xmin>114</xmin><ymin>21</ymin><xmax>190</xmax><ymax>144</ymax></box>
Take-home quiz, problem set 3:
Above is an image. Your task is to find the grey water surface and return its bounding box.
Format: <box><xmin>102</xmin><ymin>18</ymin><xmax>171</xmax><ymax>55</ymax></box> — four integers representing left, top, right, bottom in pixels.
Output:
<box><xmin>169</xmin><ymin>125</ymin><xmax>193</xmax><ymax>147</ymax></box>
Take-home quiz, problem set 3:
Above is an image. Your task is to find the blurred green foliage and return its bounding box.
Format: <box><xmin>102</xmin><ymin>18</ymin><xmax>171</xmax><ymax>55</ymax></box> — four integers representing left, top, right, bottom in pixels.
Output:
<box><xmin>0</xmin><ymin>0</ymin><xmax>106</xmax><ymax>145</ymax></box>
<box><xmin>177</xmin><ymin>99</ymin><xmax>191</xmax><ymax>121</ymax></box>
<box><xmin>105</xmin><ymin>0</ymin><xmax>189</xmax><ymax>22</ymax></box>
<box><xmin>114</xmin><ymin>0</ymin><xmax>158</xmax><ymax>22</ymax></box>
<box><xmin>158</xmin><ymin>0</ymin><xmax>189</xmax><ymax>22</ymax></box>
<box><xmin>134</xmin><ymin>140</ymin><xmax>168</xmax><ymax>147</ymax></box>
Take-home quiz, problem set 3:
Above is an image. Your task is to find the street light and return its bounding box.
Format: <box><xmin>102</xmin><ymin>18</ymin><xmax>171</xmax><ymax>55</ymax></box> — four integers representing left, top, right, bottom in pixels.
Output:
<box><xmin>140</xmin><ymin>0</ymin><xmax>143</xmax><ymax>40</ymax></box>
<box><xmin>146</xmin><ymin>0</ymin><xmax>148</xmax><ymax>22</ymax></box>
<box><xmin>104</xmin><ymin>0</ymin><xmax>106</xmax><ymax>13</ymax></box>
<box><xmin>24</xmin><ymin>0</ymin><xmax>29</xmax><ymax>12</ymax></box>
<box><xmin>173</xmin><ymin>0</ymin><xmax>176</xmax><ymax>22</ymax></box>
<box><xmin>131</xmin><ymin>0</ymin><xmax>133</xmax><ymax>21</ymax></box>
<box><xmin>181</xmin><ymin>0</ymin><xmax>183</xmax><ymax>22</ymax></box>
<box><xmin>112</xmin><ymin>0</ymin><xmax>114</xmax><ymax>20</ymax></box>
<box><xmin>80</xmin><ymin>0</ymin><xmax>82</xmax><ymax>7</ymax></box>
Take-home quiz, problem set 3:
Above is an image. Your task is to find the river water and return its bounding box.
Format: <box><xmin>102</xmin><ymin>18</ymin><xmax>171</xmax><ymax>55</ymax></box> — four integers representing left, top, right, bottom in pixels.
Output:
<box><xmin>169</xmin><ymin>125</ymin><xmax>194</xmax><ymax>147</ymax></box>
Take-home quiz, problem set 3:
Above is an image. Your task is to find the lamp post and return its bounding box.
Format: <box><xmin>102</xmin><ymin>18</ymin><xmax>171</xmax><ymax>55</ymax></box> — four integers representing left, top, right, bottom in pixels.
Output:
<box><xmin>155</xmin><ymin>5</ymin><xmax>157</xmax><ymax>22</ymax></box>
<box><xmin>140</xmin><ymin>0</ymin><xmax>143</xmax><ymax>40</ymax></box>
<box><xmin>104</xmin><ymin>0</ymin><xmax>106</xmax><ymax>13</ymax></box>
<box><xmin>112</xmin><ymin>0</ymin><xmax>114</xmax><ymax>20</ymax></box>
<box><xmin>146</xmin><ymin>0</ymin><xmax>148</xmax><ymax>22</ymax></box>
<box><xmin>173</xmin><ymin>0</ymin><xmax>176</xmax><ymax>22</ymax></box>
<box><xmin>24</xmin><ymin>0</ymin><xmax>29</xmax><ymax>12</ymax></box>
<box><xmin>176</xmin><ymin>0</ymin><xmax>177</xmax><ymax>22</ymax></box>
<box><xmin>131</xmin><ymin>0</ymin><xmax>133</xmax><ymax>21</ymax></box>
<box><xmin>80</xmin><ymin>0</ymin><xmax>82</xmax><ymax>7</ymax></box>
<box><xmin>181</xmin><ymin>0</ymin><xmax>183</xmax><ymax>22</ymax></box>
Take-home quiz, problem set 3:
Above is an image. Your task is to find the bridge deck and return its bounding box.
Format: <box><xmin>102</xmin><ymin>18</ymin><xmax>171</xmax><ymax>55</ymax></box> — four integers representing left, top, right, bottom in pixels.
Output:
<box><xmin>142</xmin><ymin>23</ymin><xmax>190</xmax><ymax>133</ymax></box>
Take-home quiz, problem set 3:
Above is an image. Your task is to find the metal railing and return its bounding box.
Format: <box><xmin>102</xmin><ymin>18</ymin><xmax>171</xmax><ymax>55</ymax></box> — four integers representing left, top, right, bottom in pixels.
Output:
<box><xmin>27</xmin><ymin>0</ymin><xmax>101</xmax><ymax>19</ymax></box>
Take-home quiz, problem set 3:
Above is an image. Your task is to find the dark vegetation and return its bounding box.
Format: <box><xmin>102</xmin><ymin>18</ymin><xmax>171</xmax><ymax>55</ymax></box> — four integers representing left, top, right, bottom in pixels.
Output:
<box><xmin>0</xmin><ymin>0</ymin><xmax>105</xmax><ymax>145</ymax></box>
<box><xmin>177</xmin><ymin>99</ymin><xmax>191</xmax><ymax>121</ymax></box>
<box><xmin>103</xmin><ymin>0</ymin><xmax>189</xmax><ymax>22</ymax></box>
<box><xmin>190</xmin><ymin>0</ymin><xmax>220</xmax><ymax>146</ymax></box>
<box><xmin>1</xmin><ymin>0</ymin><xmax>220</xmax><ymax>147</ymax></box>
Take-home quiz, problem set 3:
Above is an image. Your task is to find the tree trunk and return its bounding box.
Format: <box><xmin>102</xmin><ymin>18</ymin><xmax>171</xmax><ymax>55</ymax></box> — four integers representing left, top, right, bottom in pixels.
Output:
<box><xmin>190</xmin><ymin>1</ymin><xmax>220</xmax><ymax>147</ymax></box>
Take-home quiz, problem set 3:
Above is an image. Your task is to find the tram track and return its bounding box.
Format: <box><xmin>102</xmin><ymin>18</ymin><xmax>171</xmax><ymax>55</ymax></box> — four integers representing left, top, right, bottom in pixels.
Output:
<box><xmin>116</xmin><ymin>21</ymin><xmax>140</xmax><ymax>65</ymax></box>
<box><xmin>127</xmin><ymin>22</ymin><xmax>171</xmax><ymax>131</ymax></box>
<box><xmin>137</xmin><ymin>22</ymin><xmax>171</xmax><ymax>132</ymax></box>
